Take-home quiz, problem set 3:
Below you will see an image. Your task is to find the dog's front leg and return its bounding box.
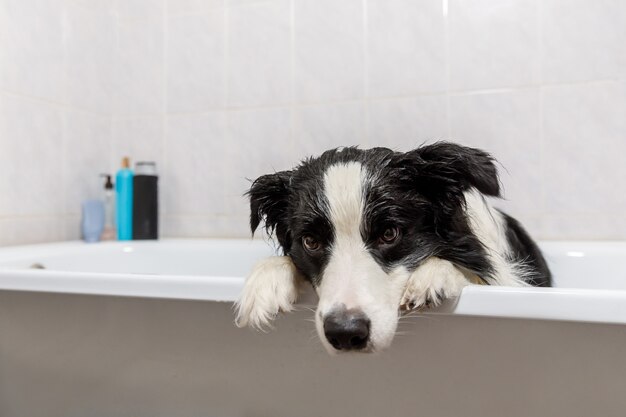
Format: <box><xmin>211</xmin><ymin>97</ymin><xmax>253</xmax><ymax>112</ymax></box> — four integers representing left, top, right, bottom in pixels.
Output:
<box><xmin>235</xmin><ymin>256</ymin><xmax>302</xmax><ymax>329</ymax></box>
<box><xmin>401</xmin><ymin>257</ymin><xmax>471</xmax><ymax>310</ymax></box>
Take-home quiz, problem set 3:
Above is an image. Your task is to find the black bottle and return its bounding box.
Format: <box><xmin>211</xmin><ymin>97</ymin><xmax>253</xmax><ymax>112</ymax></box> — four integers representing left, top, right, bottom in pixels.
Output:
<box><xmin>133</xmin><ymin>161</ymin><xmax>158</xmax><ymax>239</ymax></box>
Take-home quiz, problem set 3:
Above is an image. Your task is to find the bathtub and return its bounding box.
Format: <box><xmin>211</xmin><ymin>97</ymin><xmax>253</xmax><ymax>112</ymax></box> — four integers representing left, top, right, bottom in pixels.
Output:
<box><xmin>0</xmin><ymin>239</ymin><xmax>625</xmax><ymax>417</ymax></box>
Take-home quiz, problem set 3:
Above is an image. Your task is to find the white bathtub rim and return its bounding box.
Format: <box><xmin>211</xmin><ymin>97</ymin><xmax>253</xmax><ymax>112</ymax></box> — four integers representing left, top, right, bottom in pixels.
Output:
<box><xmin>1</xmin><ymin>239</ymin><xmax>626</xmax><ymax>326</ymax></box>
<box><xmin>1</xmin><ymin>268</ymin><xmax>626</xmax><ymax>326</ymax></box>
<box><xmin>0</xmin><ymin>268</ymin><xmax>245</xmax><ymax>302</ymax></box>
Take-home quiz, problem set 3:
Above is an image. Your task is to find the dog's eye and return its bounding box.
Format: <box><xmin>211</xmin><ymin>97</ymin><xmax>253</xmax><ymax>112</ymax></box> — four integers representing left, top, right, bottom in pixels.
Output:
<box><xmin>302</xmin><ymin>236</ymin><xmax>322</xmax><ymax>253</ymax></box>
<box><xmin>379</xmin><ymin>227</ymin><xmax>400</xmax><ymax>244</ymax></box>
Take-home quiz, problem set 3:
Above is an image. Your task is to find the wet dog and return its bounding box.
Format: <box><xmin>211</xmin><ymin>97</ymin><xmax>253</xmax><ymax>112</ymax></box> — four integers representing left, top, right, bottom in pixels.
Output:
<box><xmin>235</xmin><ymin>143</ymin><xmax>551</xmax><ymax>354</ymax></box>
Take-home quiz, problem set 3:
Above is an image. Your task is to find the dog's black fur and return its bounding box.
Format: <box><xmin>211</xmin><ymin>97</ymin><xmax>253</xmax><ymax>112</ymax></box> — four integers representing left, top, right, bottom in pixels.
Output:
<box><xmin>248</xmin><ymin>142</ymin><xmax>552</xmax><ymax>288</ymax></box>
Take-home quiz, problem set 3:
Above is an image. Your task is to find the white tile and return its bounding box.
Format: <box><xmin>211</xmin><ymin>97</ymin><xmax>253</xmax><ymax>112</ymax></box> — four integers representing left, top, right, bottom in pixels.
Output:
<box><xmin>112</xmin><ymin>117</ymin><xmax>164</xmax><ymax>166</ymax></box>
<box><xmin>65</xmin><ymin>5</ymin><xmax>116</xmax><ymax>113</ymax></box>
<box><xmin>538</xmin><ymin>214</ymin><xmax>626</xmax><ymax>241</ymax></box>
<box><xmin>117</xmin><ymin>0</ymin><xmax>164</xmax><ymax>20</ymax></box>
<box><xmin>64</xmin><ymin>110</ymin><xmax>112</xmax><ymax>215</ymax></box>
<box><xmin>229</xmin><ymin>0</ymin><xmax>281</xmax><ymax>6</ymax></box>
<box><xmin>449</xmin><ymin>89</ymin><xmax>542</xmax><ymax>217</ymax></box>
<box><xmin>161</xmin><ymin>214</ymin><xmax>251</xmax><ymax>238</ymax></box>
<box><xmin>449</xmin><ymin>0</ymin><xmax>539</xmax><ymax>90</ymax></box>
<box><xmin>225</xmin><ymin>108</ymin><xmax>293</xmax><ymax>215</ymax></box>
<box><xmin>542</xmin><ymin>0</ymin><xmax>626</xmax><ymax>83</ymax></box>
<box><xmin>167</xmin><ymin>0</ymin><xmax>224</xmax><ymax>15</ymax></box>
<box><xmin>368</xmin><ymin>95</ymin><xmax>448</xmax><ymax>151</ymax></box>
<box><xmin>294</xmin><ymin>102</ymin><xmax>366</xmax><ymax>158</ymax></box>
<box><xmin>509</xmin><ymin>214</ymin><xmax>543</xmax><ymax>240</ymax></box>
<box><xmin>115</xmin><ymin>18</ymin><xmax>164</xmax><ymax>116</ymax></box>
<box><xmin>165</xmin><ymin>112</ymin><xmax>228</xmax><ymax>215</ymax></box>
<box><xmin>367</xmin><ymin>0</ymin><xmax>446</xmax><ymax>97</ymax></box>
<box><xmin>66</xmin><ymin>0</ymin><xmax>116</xmax><ymax>13</ymax></box>
<box><xmin>227</xmin><ymin>0</ymin><xmax>292</xmax><ymax>107</ymax></box>
<box><xmin>167</xmin><ymin>12</ymin><xmax>226</xmax><ymax>113</ymax></box>
<box><xmin>294</xmin><ymin>0</ymin><xmax>364</xmax><ymax>102</ymax></box>
<box><xmin>542</xmin><ymin>81</ymin><xmax>626</xmax><ymax>214</ymax></box>
<box><xmin>0</xmin><ymin>216</ymin><xmax>65</xmax><ymax>246</ymax></box>
<box><xmin>0</xmin><ymin>0</ymin><xmax>66</xmax><ymax>102</ymax></box>
<box><xmin>0</xmin><ymin>94</ymin><xmax>65</xmax><ymax>216</ymax></box>
<box><xmin>64</xmin><ymin>214</ymin><xmax>82</xmax><ymax>241</ymax></box>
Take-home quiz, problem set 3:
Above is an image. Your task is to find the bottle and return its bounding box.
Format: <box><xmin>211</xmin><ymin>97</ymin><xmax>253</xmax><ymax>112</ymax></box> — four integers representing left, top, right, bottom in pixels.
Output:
<box><xmin>100</xmin><ymin>174</ymin><xmax>116</xmax><ymax>241</ymax></box>
<box><xmin>81</xmin><ymin>200</ymin><xmax>105</xmax><ymax>243</ymax></box>
<box><xmin>116</xmin><ymin>157</ymin><xmax>134</xmax><ymax>241</ymax></box>
<box><xmin>133</xmin><ymin>161</ymin><xmax>158</xmax><ymax>240</ymax></box>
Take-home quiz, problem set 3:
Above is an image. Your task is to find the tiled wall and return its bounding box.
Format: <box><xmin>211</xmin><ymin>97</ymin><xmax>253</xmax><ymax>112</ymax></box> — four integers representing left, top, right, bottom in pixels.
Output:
<box><xmin>1</xmin><ymin>0</ymin><xmax>625</xmax><ymax>245</ymax></box>
<box><xmin>0</xmin><ymin>0</ymin><xmax>116</xmax><ymax>245</ymax></box>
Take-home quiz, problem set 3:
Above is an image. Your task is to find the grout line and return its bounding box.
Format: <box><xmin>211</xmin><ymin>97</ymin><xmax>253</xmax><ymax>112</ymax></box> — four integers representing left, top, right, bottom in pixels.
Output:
<box><xmin>61</xmin><ymin>0</ymin><xmax>70</xmax><ymax>240</ymax></box>
<box><xmin>221</xmin><ymin>0</ymin><xmax>231</xmax><ymax>216</ymax></box>
<box><xmin>162</xmin><ymin>0</ymin><xmax>168</xmax><ymax>216</ymax></box>
<box><xmin>165</xmin><ymin>95</ymin><xmax>449</xmax><ymax>116</ymax></box>
<box><xmin>534</xmin><ymin>0</ymin><xmax>542</xmax><ymax>86</ymax></box>
<box><xmin>163</xmin><ymin>213</ymin><xmax>247</xmax><ymax>219</ymax></box>
<box><xmin>61</xmin><ymin>0</ymin><xmax>69</xmax><ymax>108</ymax></box>
<box><xmin>443</xmin><ymin>0</ymin><xmax>451</xmax><ymax>140</ymax></box>
<box><xmin>153</xmin><ymin>77</ymin><xmax>626</xmax><ymax>118</ymax></box>
<box><xmin>108</xmin><ymin>113</ymin><xmax>115</xmax><ymax>177</ymax></box>
<box><xmin>222</xmin><ymin>0</ymin><xmax>237</xmax><ymax>216</ymax></box>
<box><xmin>537</xmin><ymin>0</ymin><xmax>547</xmax><ymax>226</ymax></box>
<box><xmin>162</xmin><ymin>0</ymin><xmax>168</xmax><ymax>117</ymax></box>
<box><xmin>0</xmin><ymin>89</ymin><xmax>113</xmax><ymax>117</ymax></box>
<box><xmin>60</xmin><ymin>105</ymin><xmax>69</xmax><ymax>239</ymax></box>
<box><xmin>362</xmin><ymin>0</ymin><xmax>370</xmax><ymax>147</ymax></box>
<box><xmin>223</xmin><ymin>0</ymin><xmax>229</xmax><ymax>111</ymax></box>
<box><xmin>0</xmin><ymin>214</ymin><xmax>79</xmax><ymax>221</ymax></box>
<box><xmin>164</xmin><ymin>3</ymin><xmax>227</xmax><ymax>19</ymax></box>
<box><xmin>289</xmin><ymin>0</ymin><xmax>296</xmax><ymax>159</ymax></box>
<box><xmin>451</xmin><ymin>78</ymin><xmax>626</xmax><ymax>93</ymax></box>
<box><xmin>109</xmin><ymin>5</ymin><xmax>120</xmax><ymax>174</ymax></box>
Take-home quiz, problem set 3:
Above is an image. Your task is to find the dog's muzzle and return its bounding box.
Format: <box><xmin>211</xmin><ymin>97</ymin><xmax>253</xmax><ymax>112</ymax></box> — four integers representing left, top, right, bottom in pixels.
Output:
<box><xmin>323</xmin><ymin>308</ymin><xmax>370</xmax><ymax>351</ymax></box>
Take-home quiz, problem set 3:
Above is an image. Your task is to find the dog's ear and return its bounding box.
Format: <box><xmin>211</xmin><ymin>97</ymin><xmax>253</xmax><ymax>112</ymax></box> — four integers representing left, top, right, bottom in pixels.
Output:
<box><xmin>394</xmin><ymin>142</ymin><xmax>501</xmax><ymax>199</ymax></box>
<box><xmin>247</xmin><ymin>170</ymin><xmax>293</xmax><ymax>248</ymax></box>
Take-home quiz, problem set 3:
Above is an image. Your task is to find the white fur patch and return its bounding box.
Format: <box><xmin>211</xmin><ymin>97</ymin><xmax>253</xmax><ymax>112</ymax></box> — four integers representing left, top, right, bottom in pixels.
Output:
<box><xmin>318</xmin><ymin>162</ymin><xmax>368</xmax><ymax>311</ymax></box>
<box><xmin>323</xmin><ymin>162</ymin><xmax>366</xmax><ymax>236</ymax></box>
<box><xmin>401</xmin><ymin>257</ymin><xmax>470</xmax><ymax>308</ymax></box>
<box><xmin>464</xmin><ymin>189</ymin><xmax>529</xmax><ymax>287</ymax></box>
<box><xmin>316</xmin><ymin>162</ymin><xmax>409</xmax><ymax>352</ymax></box>
<box><xmin>235</xmin><ymin>256</ymin><xmax>301</xmax><ymax>330</ymax></box>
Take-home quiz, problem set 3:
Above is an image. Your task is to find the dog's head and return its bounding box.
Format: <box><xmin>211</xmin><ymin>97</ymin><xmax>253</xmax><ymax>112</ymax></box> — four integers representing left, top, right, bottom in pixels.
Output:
<box><xmin>246</xmin><ymin>142</ymin><xmax>500</xmax><ymax>353</ymax></box>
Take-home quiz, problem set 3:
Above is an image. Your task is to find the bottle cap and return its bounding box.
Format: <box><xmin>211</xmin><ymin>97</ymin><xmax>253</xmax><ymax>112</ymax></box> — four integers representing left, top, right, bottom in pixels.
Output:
<box><xmin>100</xmin><ymin>174</ymin><xmax>113</xmax><ymax>190</ymax></box>
<box><xmin>135</xmin><ymin>161</ymin><xmax>157</xmax><ymax>176</ymax></box>
<box><xmin>121</xmin><ymin>157</ymin><xmax>130</xmax><ymax>169</ymax></box>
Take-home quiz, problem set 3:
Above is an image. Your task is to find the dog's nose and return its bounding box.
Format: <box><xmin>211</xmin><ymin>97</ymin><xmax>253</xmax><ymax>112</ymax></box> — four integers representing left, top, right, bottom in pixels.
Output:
<box><xmin>323</xmin><ymin>310</ymin><xmax>370</xmax><ymax>351</ymax></box>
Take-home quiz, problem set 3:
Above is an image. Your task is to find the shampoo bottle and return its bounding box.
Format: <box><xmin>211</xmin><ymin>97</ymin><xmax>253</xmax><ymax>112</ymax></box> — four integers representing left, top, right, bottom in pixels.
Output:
<box><xmin>116</xmin><ymin>157</ymin><xmax>134</xmax><ymax>240</ymax></box>
<box><xmin>133</xmin><ymin>161</ymin><xmax>158</xmax><ymax>240</ymax></box>
<box><xmin>100</xmin><ymin>174</ymin><xmax>116</xmax><ymax>241</ymax></box>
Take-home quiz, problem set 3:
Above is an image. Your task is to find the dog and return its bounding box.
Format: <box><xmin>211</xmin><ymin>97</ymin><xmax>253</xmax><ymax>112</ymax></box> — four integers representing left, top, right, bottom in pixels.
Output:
<box><xmin>235</xmin><ymin>142</ymin><xmax>551</xmax><ymax>354</ymax></box>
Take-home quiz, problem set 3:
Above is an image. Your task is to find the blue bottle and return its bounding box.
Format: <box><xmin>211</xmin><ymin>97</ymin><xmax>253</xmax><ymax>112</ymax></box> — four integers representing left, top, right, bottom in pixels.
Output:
<box><xmin>81</xmin><ymin>200</ymin><xmax>105</xmax><ymax>243</ymax></box>
<box><xmin>116</xmin><ymin>157</ymin><xmax>134</xmax><ymax>240</ymax></box>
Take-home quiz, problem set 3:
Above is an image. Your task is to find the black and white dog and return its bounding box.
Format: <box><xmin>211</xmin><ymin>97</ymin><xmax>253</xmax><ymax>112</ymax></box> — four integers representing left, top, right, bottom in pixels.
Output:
<box><xmin>235</xmin><ymin>143</ymin><xmax>551</xmax><ymax>354</ymax></box>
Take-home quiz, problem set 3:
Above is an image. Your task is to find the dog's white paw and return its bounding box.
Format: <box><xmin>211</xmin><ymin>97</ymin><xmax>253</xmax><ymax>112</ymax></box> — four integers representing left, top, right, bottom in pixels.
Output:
<box><xmin>401</xmin><ymin>257</ymin><xmax>469</xmax><ymax>310</ymax></box>
<box><xmin>234</xmin><ymin>256</ymin><xmax>301</xmax><ymax>330</ymax></box>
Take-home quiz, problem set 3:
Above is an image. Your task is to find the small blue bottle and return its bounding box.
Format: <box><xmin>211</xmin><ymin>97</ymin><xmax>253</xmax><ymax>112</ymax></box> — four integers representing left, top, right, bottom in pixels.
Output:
<box><xmin>81</xmin><ymin>200</ymin><xmax>105</xmax><ymax>243</ymax></box>
<box><xmin>116</xmin><ymin>157</ymin><xmax>134</xmax><ymax>240</ymax></box>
